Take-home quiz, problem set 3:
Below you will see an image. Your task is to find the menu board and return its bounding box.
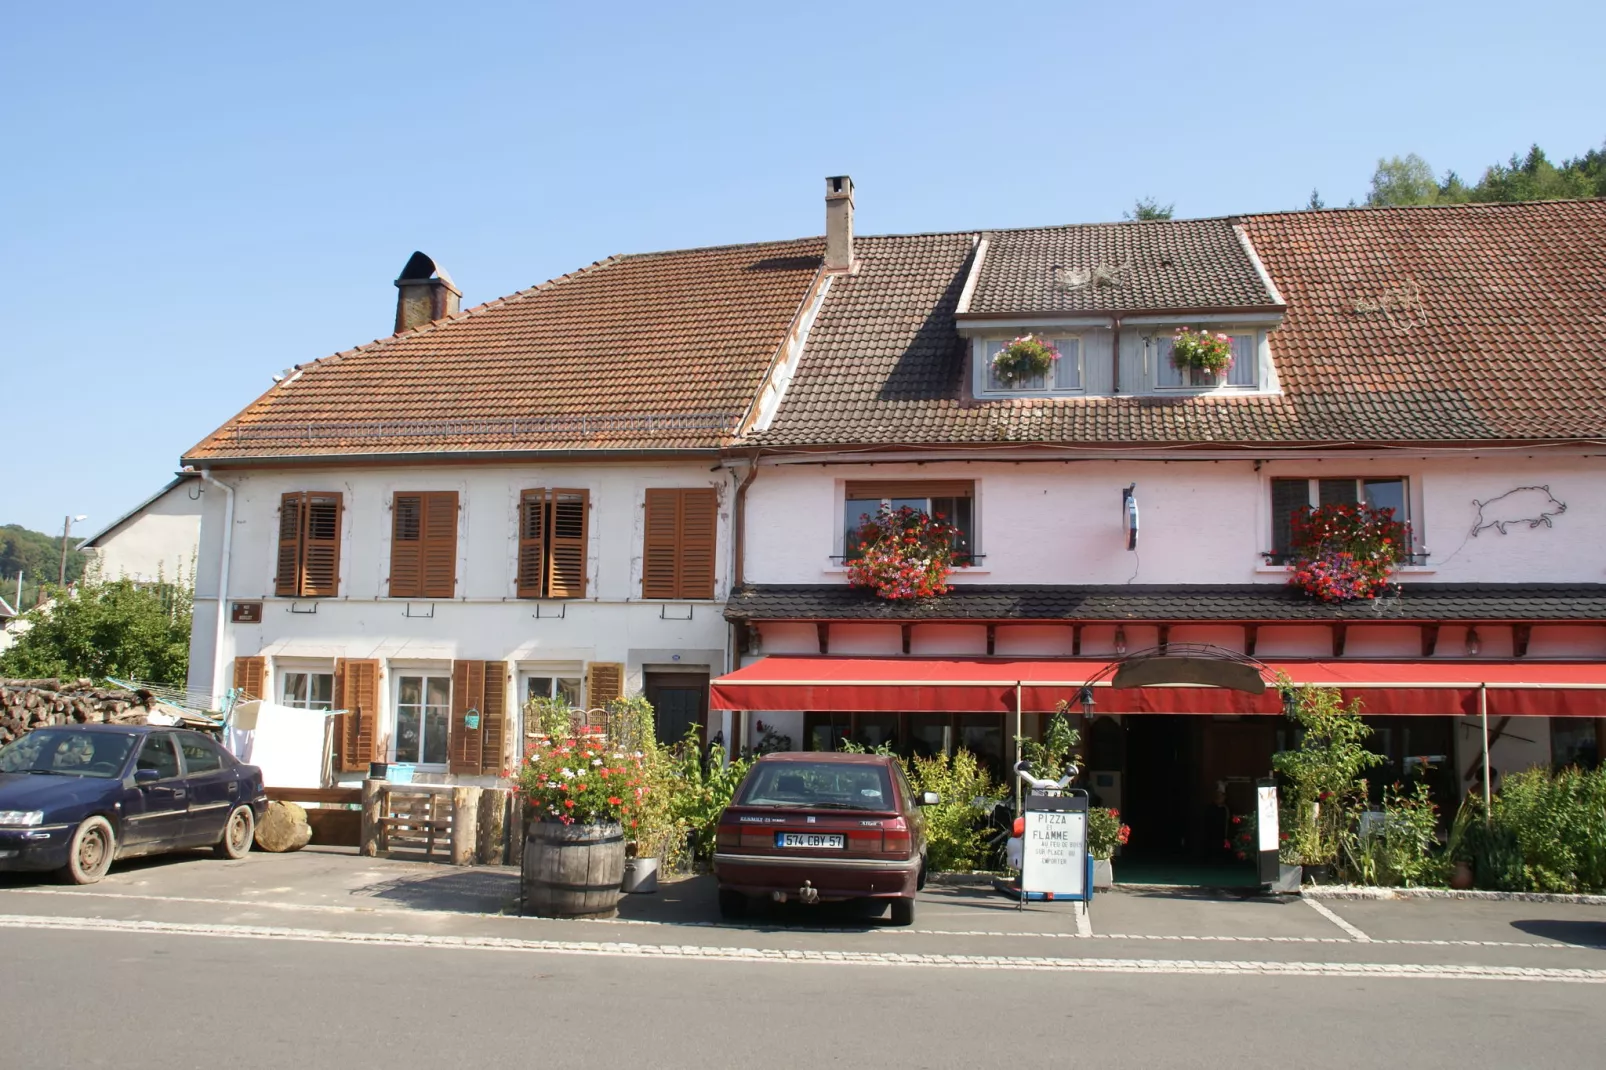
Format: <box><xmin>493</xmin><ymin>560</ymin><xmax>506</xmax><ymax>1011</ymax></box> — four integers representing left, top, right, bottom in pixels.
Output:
<box><xmin>1021</xmin><ymin>807</ymin><xmax>1088</xmax><ymax>898</ymax></box>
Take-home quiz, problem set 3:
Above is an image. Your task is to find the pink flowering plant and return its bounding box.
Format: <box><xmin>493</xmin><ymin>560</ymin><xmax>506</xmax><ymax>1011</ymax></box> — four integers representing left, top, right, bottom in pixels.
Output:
<box><xmin>513</xmin><ymin>735</ymin><xmax>648</xmax><ymax>828</ymax></box>
<box><xmin>1170</xmin><ymin>328</ymin><xmax>1234</xmax><ymax>376</ymax></box>
<box><xmin>990</xmin><ymin>334</ymin><xmax>1060</xmax><ymax>384</ymax></box>
<box><xmin>846</xmin><ymin>503</ymin><xmax>963</xmax><ymax>601</ymax></box>
<box><xmin>1287</xmin><ymin>502</ymin><xmax>1409</xmax><ymax>602</ymax></box>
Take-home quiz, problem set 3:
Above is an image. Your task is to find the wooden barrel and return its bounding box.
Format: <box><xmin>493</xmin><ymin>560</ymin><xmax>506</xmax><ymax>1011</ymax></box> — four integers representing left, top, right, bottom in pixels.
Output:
<box><xmin>521</xmin><ymin>820</ymin><xmax>626</xmax><ymax>918</ymax></box>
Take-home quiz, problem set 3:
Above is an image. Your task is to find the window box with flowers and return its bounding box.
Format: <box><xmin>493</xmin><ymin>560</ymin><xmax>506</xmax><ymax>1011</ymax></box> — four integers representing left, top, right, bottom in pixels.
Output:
<box><xmin>1170</xmin><ymin>327</ymin><xmax>1234</xmax><ymax>380</ymax></box>
<box><xmin>988</xmin><ymin>334</ymin><xmax>1060</xmax><ymax>386</ymax></box>
<box><xmin>845</xmin><ymin>502</ymin><xmax>964</xmax><ymax>601</ymax></box>
<box><xmin>1286</xmin><ymin>502</ymin><xmax>1409</xmax><ymax>602</ymax></box>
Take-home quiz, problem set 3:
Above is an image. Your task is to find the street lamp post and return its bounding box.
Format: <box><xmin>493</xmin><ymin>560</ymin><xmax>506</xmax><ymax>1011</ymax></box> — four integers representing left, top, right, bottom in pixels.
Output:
<box><xmin>58</xmin><ymin>514</ymin><xmax>88</xmax><ymax>588</ymax></box>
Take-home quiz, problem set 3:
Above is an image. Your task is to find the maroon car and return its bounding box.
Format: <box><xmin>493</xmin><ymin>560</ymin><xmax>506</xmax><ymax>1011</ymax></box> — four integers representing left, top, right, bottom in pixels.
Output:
<box><xmin>713</xmin><ymin>752</ymin><xmax>937</xmax><ymax>926</ymax></box>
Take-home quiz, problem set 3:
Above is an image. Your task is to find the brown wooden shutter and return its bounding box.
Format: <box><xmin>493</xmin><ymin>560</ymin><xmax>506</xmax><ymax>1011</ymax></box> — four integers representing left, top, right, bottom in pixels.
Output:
<box><xmin>586</xmin><ymin>662</ymin><xmax>624</xmax><ymax>709</ymax></box>
<box><xmin>301</xmin><ymin>493</ymin><xmax>342</xmax><ymax>596</ymax></box>
<box><xmin>421</xmin><ymin>491</ymin><xmax>458</xmax><ymax>598</ymax></box>
<box><xmin>516</xmin><ymin>490</ymin><xmax>548</xmax><ymax>598</ymax></box>
<box><xmin>449</xmin><ymin>659</ymin><xmax>486</xmax><ymax>774</ymax></box>
<box><xmin>678</xmin><ymin>488</ymin><xmax>717</xmax><ymax>600</ymax></box>
<box><xmin>642</xmin><ymin>489</ymin><xmax>681</xmax><ymax>600</ymax></box>
<box><xmin>232</xmin><ymin>656</ymin><xmax>265</xmax><ymax>700</ymax></box>
<box><xmin>481</xmin><ymin>662</ymin><xmax>507</xmax><ymax>777</ymax></box>
<box><xmin>334</xmin><ymin>658</ymin><xmax>380</xmax><ymax>773</ymax></box>
<box><xmin>275</xmin><ymin>495</ymin><xmax>302</xmax><ymax>597</ymax></box>
<box><xmin>389</xmin><ymin>494</ymin><xmax>424</xmax><ymax>598</ymax></box>
<box><xmin>546</xmin><ymin>489</ymin><xmax>588</xmax><ymax>599</ymax></box>
<box><xmin>844</xmin><ymin>480</ymin><xmax>974</xmax><ymax>501</ymax></box>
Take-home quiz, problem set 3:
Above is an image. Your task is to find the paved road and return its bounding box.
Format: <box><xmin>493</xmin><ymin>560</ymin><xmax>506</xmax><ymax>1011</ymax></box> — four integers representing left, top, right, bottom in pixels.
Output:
<box><xmin>3</xmin><ymin>850</ymin><xmax>1605</xmax><ymax>1068</ymax></box>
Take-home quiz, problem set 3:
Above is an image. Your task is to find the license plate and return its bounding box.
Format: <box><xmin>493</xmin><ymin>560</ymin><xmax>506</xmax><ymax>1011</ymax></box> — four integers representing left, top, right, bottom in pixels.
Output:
<box><xmin>776</xmin><ymin>832</ymin><xmax>845</xmax><ymax>849</ymax></box>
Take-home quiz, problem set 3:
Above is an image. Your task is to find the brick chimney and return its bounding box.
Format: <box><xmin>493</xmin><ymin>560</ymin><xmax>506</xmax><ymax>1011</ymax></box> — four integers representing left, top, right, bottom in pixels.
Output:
<box><xmin>824</xmin><ymin>175</ymin><xmax>854</xmax><ymax>273</ymax></box>
<box><xmin>394</xmin><ymin>251</ymin><xmax>461</xmax><ymax>333</ymax></box>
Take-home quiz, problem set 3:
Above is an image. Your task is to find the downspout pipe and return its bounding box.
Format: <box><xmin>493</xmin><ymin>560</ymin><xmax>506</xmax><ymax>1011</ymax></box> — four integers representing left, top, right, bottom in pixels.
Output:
<box><xmin>1110</xmin><ymin>316</ymin><xmax>1123</xmax><ymax>394</ymax></box>
<box><xmin>200</xmin><ymin>469</ymin><xmax>236</xmax><ymax>710</ymax></box>
<box><xmin>732</xmin><ymin>447</ymin><xmax>762</xmax><ymax>589</ymax></box>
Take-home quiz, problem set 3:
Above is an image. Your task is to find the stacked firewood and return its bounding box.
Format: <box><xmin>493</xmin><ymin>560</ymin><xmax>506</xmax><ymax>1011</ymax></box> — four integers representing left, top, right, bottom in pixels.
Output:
<box><xmin>0</xmin><ymin>678</ymin><xmax>160</xmax><ymax>746</ymax></box>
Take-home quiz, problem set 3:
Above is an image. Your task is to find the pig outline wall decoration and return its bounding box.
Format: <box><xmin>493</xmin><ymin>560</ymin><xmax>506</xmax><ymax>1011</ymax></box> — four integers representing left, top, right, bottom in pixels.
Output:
<box><xmin>1469</xmin><ymin>486</ymin><xmax>1568</xmax><ymax>537</ymax></box>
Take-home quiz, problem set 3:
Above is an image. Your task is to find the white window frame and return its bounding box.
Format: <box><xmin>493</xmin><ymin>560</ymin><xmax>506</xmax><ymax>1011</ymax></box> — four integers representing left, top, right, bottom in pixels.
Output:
<box><xmin>278</xmin><ymin>667</ymin><xmax>336</xmax><ymax>711</ymax></box>
<box><xmin>1151</xmin><ymin>329</ymin><xmax>1261</xmax><ymax>392</ymax></box>
<box><xmin>973</xmin><ymin>336</ymin><xmax>1085</xmax><ymax>398</ymax></box>
<box><xmin>838</xmin><ymin>487</ymin><xmax>980</xmax><ymax>565</ymax></box>
<box><xmin>1265</xmin><ymin>475</ymin><xmax>1419</xmax><ymax>563</ymax></box>
<box><xmin>519</xmin><ymin>665</ymin><xmax>586</xmax><ymax>740</ymax></box>
<box><xmin>390</xmin><ymin>671</ymin><xmax>453</xmax><ymax>769</ymax></box>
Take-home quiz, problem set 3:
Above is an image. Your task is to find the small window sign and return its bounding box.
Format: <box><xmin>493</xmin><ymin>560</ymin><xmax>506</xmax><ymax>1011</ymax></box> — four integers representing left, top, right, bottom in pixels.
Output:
<box><xmin>231</xmin><ymin>601</ymin><xmax>263</xmax><ymax>623</ymax></box>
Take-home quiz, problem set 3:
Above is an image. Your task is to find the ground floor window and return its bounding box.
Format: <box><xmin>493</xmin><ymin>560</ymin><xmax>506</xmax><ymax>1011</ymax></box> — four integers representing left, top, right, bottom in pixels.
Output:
<box><xmin>802</xmin><ymin>711</ymin><xmax>1008</xmax><ymax>780</ymax></box>
<box><xmin>524</xmin><ymin>673</ymin><xmax>583</xmax><ymax>710</ymax></box>
<box><xmin>1551</xmin><ymin>719</ymin><xmax>1599</xmax><ymax>770</ymax></box>
<box><xmin>280</xmin><ymin>670</ymin><xmax>334</xmax><ymax>711</ymax></box>
<box><xmin>393</xmin><ymin>674</ymin><xmax>451</xmax><ymax>766</ymax></box>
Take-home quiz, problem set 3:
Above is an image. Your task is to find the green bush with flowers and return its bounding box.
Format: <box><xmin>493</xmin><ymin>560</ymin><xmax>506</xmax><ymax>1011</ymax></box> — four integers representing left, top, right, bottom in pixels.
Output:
<box><xmin>846</xmin><ymin>502</ymin><xmax>964</xmax><ymax>600</ymax></box>
<box><xmin>1287</xmin><ymin>502</ymin><xmax>1408</xmax><ymax>602</ymax></box>
<box><xmin>990</xmin><ymin>334</ymin><xmax>1060</xmax><ymax>384</ymax></box>
<box><xmin>1170</xmin><ymin>327</ymin><xmax>1234</xmax><ymax>376</ymax></box>
<box><xmin>514</xmin><ymin>735</ymin><xmax>649</xmax><ymax>828</ymax></box>
<box><xmin>1087</xmin><ymin>806</ymin><xmax>1131</xmax><ymax>860</ymax></box>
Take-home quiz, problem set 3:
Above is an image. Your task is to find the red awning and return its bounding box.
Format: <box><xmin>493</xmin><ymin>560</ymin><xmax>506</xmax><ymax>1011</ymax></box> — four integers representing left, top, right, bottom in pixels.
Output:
<box><xmin>709</xmin><ymin>656</ymin><xmax>1606</xmax><ymax>718</ymax></box>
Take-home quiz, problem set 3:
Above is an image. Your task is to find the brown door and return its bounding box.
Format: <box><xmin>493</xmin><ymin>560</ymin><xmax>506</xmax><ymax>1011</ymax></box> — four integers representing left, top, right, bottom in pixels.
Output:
<box><xmin>643</xmin><ymin>672</ymin><xmax>710</xmax><ymax>747</ymax></box>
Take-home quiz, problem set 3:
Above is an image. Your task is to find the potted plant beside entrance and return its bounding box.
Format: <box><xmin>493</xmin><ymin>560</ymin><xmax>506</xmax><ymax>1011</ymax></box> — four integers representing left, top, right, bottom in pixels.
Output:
<box><xmin>513</xmin><ymin>735</ymin><xmax>648</xmax><ymax>918</ymax></box>
<box><xmin>1086</xmin><ymin>807</ymin><xmax>1130</xmax><ymax>889</ymax></box>
<box><xmin>1272</xmin><ymin>683</ymin><xmax>1383</xmax><ymax>884</ymax></box>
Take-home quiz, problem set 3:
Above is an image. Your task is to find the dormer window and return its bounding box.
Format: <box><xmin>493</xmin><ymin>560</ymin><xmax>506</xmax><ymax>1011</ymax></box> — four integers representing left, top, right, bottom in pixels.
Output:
<box><xmin>1153</xmin><ymin>330</ymin><xmax>1260</xmax><ymax>390</ymax></box>
<box><xmin>976</xmin><ymin>336</ymin><xmax>1083</xmax><ymax>396</ymax></box>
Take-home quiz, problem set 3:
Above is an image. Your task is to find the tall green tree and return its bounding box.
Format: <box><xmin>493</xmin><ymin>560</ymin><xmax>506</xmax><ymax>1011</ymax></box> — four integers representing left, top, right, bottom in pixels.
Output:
<box><xmin>1125</xmin><ymin>196</ymin><xmax>1174</xmax><ymax>220</ymax></box>
<box><xmin>1364</xmin><ymin>142</ymin><xmax>1606</xmax><ymax>206</ymax></box>
<box><xmin>0</xmin><ymin>524</ymin><xmax>87</xmax><ymax>611</ymax></box>
<box><xmin>1366</xmin><ymin>153</ymin><xmax>1441</xmax><ymax>206</ymax></box>
<box><xmin>0</xmin><ymin>576</ymin><xmax>191</xmax><ymax>686</ymax></box>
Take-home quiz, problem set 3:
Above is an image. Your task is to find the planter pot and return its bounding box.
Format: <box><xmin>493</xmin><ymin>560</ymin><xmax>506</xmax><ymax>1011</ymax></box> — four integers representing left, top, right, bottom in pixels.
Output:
<box><xmin>1301</xmin><ymin>863</ymin><xmax>1335</xmax><ymax>886</ymax></box>
<box><xmin>1449</xmin><ymin>859</ymin><xmax>1475</xmax><ymax>890</ymax></box>
<box><xmin>521</xmin><ymin>820</ymin><xmax>626</xmax><ymax>919</ymax></box>
<box><xmin>1270</xmin><ymin>864</ymin><xmax>1303</xmax><ymax>894</ymax></box>
<box><xmin>623</xmin><ymin>856</ymin><xmax>660</xmax><ymax>894</ymax></box>
<box><xmin>1092</xmin><ymin>857</ymin><xmax>1114</xmax><ymax>890</ymax></box>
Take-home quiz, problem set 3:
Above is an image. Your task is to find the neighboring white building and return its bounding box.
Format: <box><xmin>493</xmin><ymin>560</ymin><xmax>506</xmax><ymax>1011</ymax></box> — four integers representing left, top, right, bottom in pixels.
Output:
<box><xmin>78</xmin><ymin>474</ymin><xmax>203</xmax><ymax>586</ymax></box>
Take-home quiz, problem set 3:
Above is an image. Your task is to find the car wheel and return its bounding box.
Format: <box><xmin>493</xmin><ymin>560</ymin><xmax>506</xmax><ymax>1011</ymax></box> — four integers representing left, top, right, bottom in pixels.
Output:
<box><xmin>717</xmin><ymin>888</ymin><xmax>748</xmax><ymax>920</ymax></box>
<box><xmin>63</xmin><ymin>816</ymin><xmax>116</xmax><ymax>885</ymax></box>
<box><xmin>889</xmin><ymin>896</ymin><xmax>916</xmax><ymax>927</ymax></box>
<box><xmin>215</xmin><ymin>805</ymin><xmax>255</xmax><ymax>859</ymax></box>
<box><xmin>916</xmin><ymin>856</ymin><xmax>928</xmax><ymax>891</ymax></box>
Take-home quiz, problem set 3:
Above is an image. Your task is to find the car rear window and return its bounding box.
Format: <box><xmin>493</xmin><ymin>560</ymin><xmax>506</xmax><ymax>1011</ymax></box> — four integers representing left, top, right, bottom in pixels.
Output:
<box><xmin>738</xmin><ymin>762</ymin><xmax>895</xmax><ymax>811</ymax></box>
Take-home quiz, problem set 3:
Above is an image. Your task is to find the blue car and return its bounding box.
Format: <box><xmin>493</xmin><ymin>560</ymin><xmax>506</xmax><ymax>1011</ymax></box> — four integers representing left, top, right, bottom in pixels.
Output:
<box><xmin>0</xmin><ymin>724</ymin><xmax>267</xmax><ymax>884</ymax></box>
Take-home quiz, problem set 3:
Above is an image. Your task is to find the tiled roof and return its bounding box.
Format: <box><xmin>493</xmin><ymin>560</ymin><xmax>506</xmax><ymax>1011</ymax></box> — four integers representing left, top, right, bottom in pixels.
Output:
<box><xmin>760</xmin><ymin>200</ymin><xmax>1606</xmax><ymax>447</ymax></box>
<box><xmin>185</xmin><ymin>239</ymin><xmax>825</xmax><ymax>461</ymax></box>
<box><xmin>964</xmin><ymin>218</ymin><xmax>1277</xmax><ymax>315</ymax></box>
<box><xmin>726</xmin><ymin>583</ymin><xmax>1606</xmax><ymax>623</ymax></box>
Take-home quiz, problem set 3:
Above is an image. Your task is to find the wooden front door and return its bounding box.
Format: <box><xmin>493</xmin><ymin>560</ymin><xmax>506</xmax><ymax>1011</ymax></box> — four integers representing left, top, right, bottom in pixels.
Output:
<box><xmin>643</xmin><ymin>672</ymin><xmax>709</xmax><ymax>747</ymax></box>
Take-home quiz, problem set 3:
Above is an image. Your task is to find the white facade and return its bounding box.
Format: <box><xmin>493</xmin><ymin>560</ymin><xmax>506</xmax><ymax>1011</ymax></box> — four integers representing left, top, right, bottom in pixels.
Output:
<box><xmin>188</xmin><ymin>460</ymin><xmax>738</xmax><ymax>783</ymax></box>
<box><xmin>79</xmin><ymin>476</ymin><xmax>204</xmax><ymax>586</ymax></box>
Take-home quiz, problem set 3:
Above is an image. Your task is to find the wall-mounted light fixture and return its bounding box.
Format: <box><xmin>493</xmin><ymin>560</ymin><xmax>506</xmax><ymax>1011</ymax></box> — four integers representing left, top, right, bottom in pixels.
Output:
<box><xmin>1114</xmin><ymin>627</ymin><xmax>1127</xmax><ymax>656</ymax></box>
<box><xmin>1282</xmin><ymin>690</ymin><xmax>1300</xmax><ymax>718</ymax></box>
<box><xmin>1465</xmin><ymin>628</ymin><xmax>1481</xmax><ymax>657</ymax></box>
<box><xmin>1078</xmin><ymin>685</ymin><xmax>1096</xmax><ymax>718</ymax></box>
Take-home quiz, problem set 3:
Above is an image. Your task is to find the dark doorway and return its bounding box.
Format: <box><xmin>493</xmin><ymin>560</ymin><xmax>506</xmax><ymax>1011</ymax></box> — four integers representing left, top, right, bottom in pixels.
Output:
<box><xmin>643</xmin><ymin>672</ymin><xmax>709</xmax><ymax>747</ymax></box>
<box><xmin>1123</xmin><ymin>715</ymin><xmax>1196</xmax><ymax>860</ymax></box>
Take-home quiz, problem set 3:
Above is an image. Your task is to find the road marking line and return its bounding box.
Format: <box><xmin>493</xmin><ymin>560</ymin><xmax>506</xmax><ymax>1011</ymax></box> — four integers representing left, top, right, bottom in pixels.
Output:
<box><xmin>1</xmin><ymin>914</ymin><xmax>1601</xmax><ymax>983</ymax></box>
<box><xmin>1075</xmin><ymin>903</ymin><xmax>1093</xmax><ymax>938</ymax></box>
<box><xmin>1305</xmin><ymin>898</ymin><xmax>1372</xmax><ymax>942</ymax></box>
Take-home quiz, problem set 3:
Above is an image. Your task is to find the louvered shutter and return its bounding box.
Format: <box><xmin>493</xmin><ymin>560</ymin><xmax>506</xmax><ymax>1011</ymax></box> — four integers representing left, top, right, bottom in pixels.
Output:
<box><xmin>334</xmin><ymin>658</ymin><xmax>379</xmax><ymax>773</ymax></box>
<box><xmin>546</xmin><ymin>489</ymin><xmax>588</xmax><ymax>598</ymax></box>
<box><xmin>481</xmin><ymin>662</ymin><xmax>507</xmax><ymax>777</ymax></box>
<box><xmin>678</xmin><ymin>488</ymin><xmax>717</xmax><ymax>599</ymax></box>
<box><xmin>301</xmin><ymin>493</ymin><xmax>342</xmax><ymax>596</ymax></box>
<box><xmin>642</xmin><ymin>489</ymin><xmax>682</xmax><ymax>599</ymax></box>
<box><xmin>449</xmin><ymin>659</ymin><xmax>485</xmax><ymax>774</ymax></box>
<box><xmin>421</xmin><ymin>491</ymin><xmax>458</xmax><ymax>598</ymax></box>
<box><xmin>232</xmin><ymin>656</ymin><xmax>265</xmax><ymax>700</ymax></box>
<box><xmin>516</xmin><ymin>491</ymin><xmax>548</xmax><ymax>598</ymax></box>
<box><xmin>586</xmin><ymin>662</ymin><xmax>624</xmax><ymax>709</ymax></box>
<box><xmin>275</xmin><ymin>495</ymin><xmax>302</xmax><ymax>597</ymax></box>
<box><xmin>389</xmin><ymin>494</ymin><xmax>424</xmax><ymax>597</ymax></box>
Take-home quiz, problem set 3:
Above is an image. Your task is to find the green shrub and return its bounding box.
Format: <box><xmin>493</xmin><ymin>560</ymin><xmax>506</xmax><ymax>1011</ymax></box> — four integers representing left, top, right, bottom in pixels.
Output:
<box><xmin>1272</xmin><ymin>683</ymin><xmax>1384</xmax><ymax>865</ymax></box>
<box><xmin>1490</xmin><ymin>766</ymin><xmax>1606</xmax><ymax>892</ymax></box>
<box><xmin>905</xmin><ymin>749</ymin><xmax>999</xmax><ymax>872</ymax></box>
<box><xmin>1342</xmin><ymin>780</ymin><xmax>1446</xmax><ymax>887</ymax></box>
<box><xmin>664</xmin><ymin>728</ymin><xmax>752</xmax><ymax>866</ymax></box>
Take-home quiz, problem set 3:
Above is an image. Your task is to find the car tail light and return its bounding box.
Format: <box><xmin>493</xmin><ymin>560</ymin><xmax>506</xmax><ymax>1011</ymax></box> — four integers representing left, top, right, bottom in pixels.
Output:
<box><xmin>716</xmin><ymin>822</ymin><xmax>739</xmax><ymax>849</ymax></box>
<box><xmin>881</xmin><ymin>816</ymin><xmax>911</xmax><ymax>855</ymax></box>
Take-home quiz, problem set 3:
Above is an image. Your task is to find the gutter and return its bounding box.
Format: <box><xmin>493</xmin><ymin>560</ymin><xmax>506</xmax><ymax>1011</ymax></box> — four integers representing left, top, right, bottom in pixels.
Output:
<box><xmin>181</xmin><ymin>446</ymin><xmax>726</xmax><ymax>470</ymax></box>
<box><xmin>199</xmin><ymin>469</ymin><xmax>236</xmax><ymax>709</ymax></box>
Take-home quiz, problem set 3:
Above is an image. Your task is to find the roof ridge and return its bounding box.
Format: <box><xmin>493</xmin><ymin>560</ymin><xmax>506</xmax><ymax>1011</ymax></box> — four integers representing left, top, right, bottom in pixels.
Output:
<box><xmin>1242</xmin><ymin>198</ymin><xmax>1606</xmax><ymax>222</ymax></box>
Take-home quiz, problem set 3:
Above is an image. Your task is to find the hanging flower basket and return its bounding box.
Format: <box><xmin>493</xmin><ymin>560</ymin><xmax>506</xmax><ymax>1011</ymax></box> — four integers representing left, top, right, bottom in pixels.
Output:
<box><xmin>846</xmin><ymin>503</ymin><xmax>962</xmax><ymax>601</ymax></box>
<box><xmin>1170</xmin><ymin>328</ymin><xmax>1234</xmax><ymax>377</ymax></box>
<box><xmin>1286</xmin><ymin>503</ymin><xmax>1408</xmax><ymax>602</ymax></box>
<box><xmin>990</xmin><ymin>335</ymin><xmax>1060</xmax><ymax>384</ymax></box>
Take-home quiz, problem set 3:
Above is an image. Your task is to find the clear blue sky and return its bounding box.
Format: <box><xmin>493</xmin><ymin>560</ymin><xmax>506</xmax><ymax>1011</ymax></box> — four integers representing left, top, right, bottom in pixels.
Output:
<box><xmin>3</xmin><ymin>1</ymin><xmax>1602</xmax><ymax>538</ymax></box>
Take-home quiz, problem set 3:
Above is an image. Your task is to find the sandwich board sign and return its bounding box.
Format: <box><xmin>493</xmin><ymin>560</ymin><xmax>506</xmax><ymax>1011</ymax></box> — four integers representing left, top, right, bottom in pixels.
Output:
<box><xmin>1019</xmin><ymin>792</ymin><xmax>1092</xmax><ymax>903</ymax></box>
<box><xmin>1256</xmin><ymin>778</ymin><xmax>1281</xmax><ymax>884</ymax></box>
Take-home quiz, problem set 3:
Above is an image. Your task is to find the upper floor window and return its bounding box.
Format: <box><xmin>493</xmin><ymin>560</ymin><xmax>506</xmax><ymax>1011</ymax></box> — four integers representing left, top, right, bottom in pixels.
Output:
<box><xmin>1154</xmin><ymin>331</ymin><xmax>1258</xmax><ymax>389</ymax></box>
<box><xmin>518</xmin><ymin>489</ymin><xmax>590</xmax><ymax>599</ymax></box>
<box><xmin>978</xmin><ymin>336</ymin><xmax>1083</xmax><ymax>395</ymax></box>
<box><xmin>275</xmin><ymin>492</ymin><xmax>342</xmax><ymax>597</ymax></box>
<box><xmin>843</xmin><ymin>480</ymin><xmax>975</xmax><ymax>564</ymax></box>
<box><xmin>1269</xmin><ymin>477</ymin><xmax>1413</xmax><ymax>563</ymax></box>
<box><xmin>389</xmin><ymin>491</ymin><xmax>459</xmax><ymax>598</ymax></box>
<box><xmin>642</xmin><ymin>489</ymin><xmax>717</xmax><ymax>600</ymax></box>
